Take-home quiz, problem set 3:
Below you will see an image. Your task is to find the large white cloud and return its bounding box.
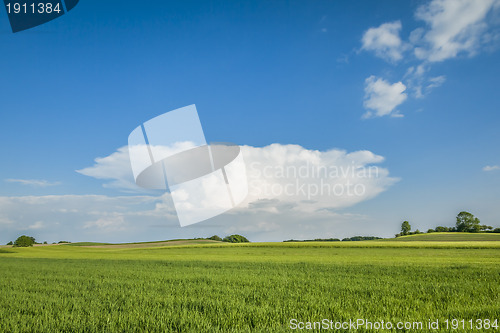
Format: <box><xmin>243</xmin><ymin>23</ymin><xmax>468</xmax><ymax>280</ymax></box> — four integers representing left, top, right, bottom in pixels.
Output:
<box><xmin>363</xmin><ymin>76</ymin><xmax>408</xmax><ymax>118</ymax></box>
<box><xmin>0</xmin><ymin>144</ymin><xmax>398</xmax><ymax>243</ymax></box>
<box><xmin>77</xmin><ymin>144</ymin><xmax>397</xmax><ymax>211</ymax></box>
<box><xmin>361</xmin><ymin>21</ymin><xmax>409</xmax><ymax>62</ymax></box>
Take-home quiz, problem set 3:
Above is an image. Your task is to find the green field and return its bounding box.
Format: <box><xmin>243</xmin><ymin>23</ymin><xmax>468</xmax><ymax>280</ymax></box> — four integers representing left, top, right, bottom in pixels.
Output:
<box><xmin>1</xmin><ymin>235</ymin><xmax>499</xmax><ymax>332</ymax></box>
<box><xmin>383</xmin><ymin>232</ymin><xmax>500</xmax><ymax>242</ymax></box>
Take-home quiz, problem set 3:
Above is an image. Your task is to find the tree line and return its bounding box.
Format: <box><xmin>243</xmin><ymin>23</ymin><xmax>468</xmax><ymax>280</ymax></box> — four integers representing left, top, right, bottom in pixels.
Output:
<box><xmin>284</xmin><ymin>236</ymin><xmax>382</xmax><ymax>242</ymax></box>
<box><xmin>206</xmin><ymin>234</ymin><xmax>249</xmax><ymax>243</ymax></box>
<box><xmin>6</xmin><ymin>236</ymin><xmax>70</xmax><ymax>247</ymax></box>
<box><xmin>397</xmin><ymin>211</ymin><xmax>500</xmax><ymax>237</ymax></box>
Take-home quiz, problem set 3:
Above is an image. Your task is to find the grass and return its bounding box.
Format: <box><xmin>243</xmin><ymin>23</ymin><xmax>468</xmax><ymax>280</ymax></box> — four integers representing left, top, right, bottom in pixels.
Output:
<box><xmin>386</xmin><ymin>232</ymin><xmax>500</xmax><ymax>242</ymax></box>
<box><xmin>0</xmin><ymin>235</ymin><xmax>499</xmax><ymax>332</ymax></box>
<box><xmin>67</xmin><ymin>239</ymin><xmax>221</xmax><ymax>248</ymax></box>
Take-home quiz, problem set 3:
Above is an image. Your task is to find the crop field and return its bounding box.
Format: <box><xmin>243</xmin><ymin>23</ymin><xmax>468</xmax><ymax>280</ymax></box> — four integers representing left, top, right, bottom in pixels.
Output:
<box><xmin>0</xmin><ymin>235</ymin><xmax>499</xmax><ymax>332</ymax></box>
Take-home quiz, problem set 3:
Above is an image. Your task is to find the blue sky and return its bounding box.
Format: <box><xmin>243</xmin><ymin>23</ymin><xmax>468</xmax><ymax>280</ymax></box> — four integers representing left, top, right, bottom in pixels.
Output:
<box><xmin>1</xmin><ymin>0</ymin><xmax>499</xmax><ymax>243</ymax></box>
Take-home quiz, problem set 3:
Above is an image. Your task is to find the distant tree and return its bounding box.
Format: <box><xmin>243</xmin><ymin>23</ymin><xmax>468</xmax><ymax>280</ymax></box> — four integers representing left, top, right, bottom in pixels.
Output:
<box><xmin>43</xmin><ymin>241</ymin><xmax>48</xmax><ymax>244</ymax></box>
<box><xmin>222</xmin><ymin>234</ymin><xmax>249</xmax><ymax>243</ymax></box>
<box><xmin>13</xmin><ymin>235</ymin><xmax>35</xmax><ymax>247</ymax></box>
<box><xmin>493</xmin><ymin>228</ymin><xmax>500</xmax><ymax>233</ymax></box>
<box><xmin>427</xmin><ymin>229</ymin><xmax>435</xmax><ymax>233</ymax></box>
<box><xmin>208</xmin><ymin>235</ymin><xmax>222</xmax><ymax>241</ymax></box>
<box><xmin>480</xmin><ymin>225</ymin><xmax>493</xmax><ymax>231</ymax></box>
<box><xmin>456</xmin><ymin>211</ymin><xmax>480</xmax><ymax>233</ymax></box>
<box><xmin>401</xmin><ymin>221</ymin><xmax>411</xmax><ymax>236</ymax></box>
<box><xmin>342</xmin><ymin>236</ymin><xmax>382</xmax><ymax>241</ymax></box>
<box><xmin>6</xmin><ymin>241</ymin><xmax>13</xmax><ymax>245</ymax></box>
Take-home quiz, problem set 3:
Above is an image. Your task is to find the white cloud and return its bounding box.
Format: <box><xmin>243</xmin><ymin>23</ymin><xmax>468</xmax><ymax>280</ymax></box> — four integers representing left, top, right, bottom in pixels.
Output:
<box><xmin>413</xmin><ymin>0</ymin><xmax>500</xmax><ymax>62</ymax></box>
<box><xmin>241</xmin><ymin>144</ymin><xmax>397</xmax><ymax>211</ymax></box>
<box><xmin>27</xmin><ymin>221</ymin><xmax>44</xmax><ymax>230</ymax></box>
<box><xmin>0</xmin><ymin>192</ymin><xmax>394</xmax><ymax>243</ymax></box>
<box><xmin>427</xmin><ymin>75</ymin><xmax>446</xmax><ymax>88</ymax></box>
<box><xmin>363</xmin><ymin>76</ymin><xmax>408</xmax><ymax>118</ymax></box>
<box><xmin>76</xmin><ymin>146</ymin><xmax>139</xmax><ymax>192</ymax></box>
<box><xmin>0</xmin><ymin>216</ymin><xmax>13</xmax><ymax>225</ymax></box>
<box><xmin>5</xmin><ymin>179</ymin><xmax>60</xmax><ymax>187</ymax></box>
<box><xmin>84</xmin><ymin>215</ymin><xmax>126</xmax><ymax>231</ymax></box>
<box><xmin>75</xmin><ymin>144</ymin><xmax>397</xmax><ymax>212</ymax></box>
<box><xmin>483</xmin><ymin>165</ymin><xmax>500</xmax><ymax>171</ymax></box>
<box><xmin>361</xmin><ymin>21</ymin><xmax>408</xmax><ymax>62</ymax></box>
<box><xmin>0</xmin><ymin>194</ymin><xmax>173</xmax><ymax>243</ymax></box>
<box><xmin>404</xmin><ymin>65</ymin><xmax>446</xmax><ymax>98</ymax></box>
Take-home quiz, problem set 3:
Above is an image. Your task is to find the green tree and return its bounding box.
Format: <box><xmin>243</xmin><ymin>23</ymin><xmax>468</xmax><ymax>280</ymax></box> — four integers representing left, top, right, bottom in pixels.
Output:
<box><xmin>456</xmin><ymin>211</ymin><xmax>480</xmax><ymax>232</ymax></box>
<box><xmin>6</xmin><ymin>241</ymin><xmax>13</xmax><ymax>245</ymax></box>
<box><xmin>480</xmin><ymin>225</ymin><xmax>493</xmax><ymax>231</ymax></box>
<box><xmin>13</xmin><ymin>235</ymin><xmax>35</xmax><ymax>247</ymax></box>
<box><xmin>435</xmin><ymin>226</ymin><xmax>451</xmax><ymax>232</ymax></box>
<box><xmin>208</xmin><ymin>235</ymin><xmax>222</xmax><ymax>241</ymax></box>
<box><xmin>401</xmin><ymin>221</ymin><xmax>411</xmax><ymax>235</ymax></box>
<box><xmin>222</xmin><ymin>234</ymin><xmax>249</xmax><ymax>243</ymax></box>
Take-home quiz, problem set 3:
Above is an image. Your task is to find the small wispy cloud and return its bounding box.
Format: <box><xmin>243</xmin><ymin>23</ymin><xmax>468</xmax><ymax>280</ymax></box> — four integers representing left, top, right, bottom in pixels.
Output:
<box><xmin>27</xmin><ymin>221</ymin><xmax>44</xmax><ymax>230</ymax></box>
<box><xmin>5</xmin><ymin>179</ymin><xmax>61</xmax><ymax>187</ymax></box>
<box><xmin>483</xmin><ymin>165</ymin><xmax>500</xmax><ymax>172</ymax></box>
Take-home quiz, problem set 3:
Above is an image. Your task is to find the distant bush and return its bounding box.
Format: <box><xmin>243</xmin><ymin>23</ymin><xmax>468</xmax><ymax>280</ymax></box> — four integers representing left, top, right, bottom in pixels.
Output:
<box><xmin>222</xmin><ymin>235</ymin><xmax>249</xmax><ymax>243</ymax></box>
<box><xmin>427</xmin><ymin>229</ymin><xmax>435</xmax><ymax>233</ymax></box>
<box><xmin>284</xmin><ymin>238</ymin><xmax>340</xmax><ymax>242</ymax></box>
<box><xmin>13</xmin><ymin>235</ymin><xmax>35</xmax><ymax>247</ymax></box>
<box><xmin>58</xmin><ymin>241</ymin><xmax>71</xmax><ymax>244</ymax></box>
<box><xmin>43</xmin><ymin>241</ymin><xmax>48</xmax><ymax>244</ymax></box>
<box><xmin>6</xmin><ymin>241</ymin><xmax>13</xmax><ymax>245</ymax></box>
<box><xmin>314</xmin><ymin>238</ymin><xmax>340</xmax><ymax>242</ymax></box>
<box><xmin>342</xmin><ymin>236</ymin><xmax>382</xmax><ymax>241</ymax></box>
<box><xmin>480</xmin><ymin>225</ymin><xmax>493</xmax><ymax>231</ymax></box>
<box><xmin>208</xmin><ymin>235</ymin><xmax>222</xmax><ymax>241</ymax></box>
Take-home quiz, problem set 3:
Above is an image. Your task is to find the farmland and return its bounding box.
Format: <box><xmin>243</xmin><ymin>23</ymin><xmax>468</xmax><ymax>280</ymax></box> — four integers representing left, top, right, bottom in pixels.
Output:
<box><xmin>0</xmin><ymin>234</ymin><xmax>499</xmax><ymax>332</ymax></box>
